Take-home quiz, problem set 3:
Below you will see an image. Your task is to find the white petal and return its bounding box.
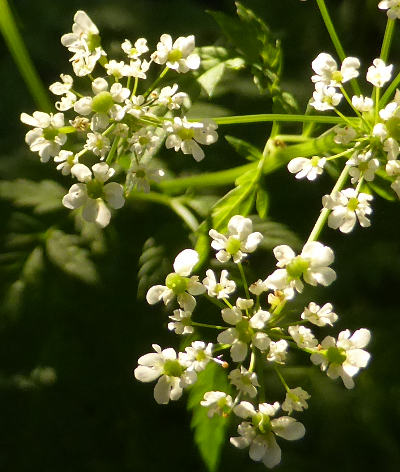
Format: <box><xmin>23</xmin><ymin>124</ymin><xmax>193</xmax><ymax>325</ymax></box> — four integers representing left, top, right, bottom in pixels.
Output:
<box><xmin>146</xmin><ymin>285</ymin><xmax>166</xmax><ymax>305</ymax></box>
<box><xmin>173</xmin><ymin>249</ymin><xmax>199</xmax><ymax>276</ymax></box>
<box><xmin>271</xmin><ymin>416</ymin><xmax>306</xmax><ymax>440</ymax></box>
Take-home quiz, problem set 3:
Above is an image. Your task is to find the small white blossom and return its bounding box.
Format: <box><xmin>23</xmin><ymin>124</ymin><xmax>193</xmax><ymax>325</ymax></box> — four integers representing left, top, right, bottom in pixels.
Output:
<box><xmin>126</xmin><ymin>160</ymin><xmax>164</xmax><ymax>193</ymax></box>
<box><xmin>287</xmin><ymin>156</ymin><xmax>326</xmax><ymax>181</ymax></box>
<box><xmin>146</xmin><ymin>249</ymin><xmax>205</xmax><ymax>312</ymax></box>
<box><xmin>151</xmin><ymin>34</ymin><xmax>200</xmax><ymax>73</ymax></box>
<box><xmin>351</xmin><ymin>95</ymin><xmax>374</xmax><ymax>112</ymax></box>
<box><xmin>334</xmin><ymin>126</ymin><xmax>357</xmax><ymax>145</ymax></box>
<box><xmin>265</xmin><ymin>242</ymin><xmax>336</xmax><ymax>299</ymax></box>
<box><xmin>209</xmin><ymin>215</ymin><xmax>263</xmax><ymax>263</ymax></box>
<box><xmin>123</xmin><ymin>59</ymin><xmax>151</xmax><ymax>79</ymax></box>
<box><xmin>202</xmin><ymin>269</ymin><xmax>236</xmax><ymax>299</ymax></box>
<box><xmin>229</xmin><ymin>367</ymin><xmax>260</xmax><ymax>398</ymax></box>
<box><xmin>311</xmin><ymin>53</ymin><xmax>360</xmax><ymax>86</ymax></box>
<box><xmin>201</xmin><ymin>391</ymin><xmax>233</xmax><ymax>418</ymax></box>
<box><xmin>288</xmin><ymin>325</ymin><xmax>318</xmax><ymax>349</ymax></box>
<box><xmin>267</xmin><ymin>340</ymin><xmax>288</xmax><ymax>363</ymax></box>
<box><xmin>366</xmin><ymin>58</ymin><xmax>393</xmax><ymax>88</ymax></box>
<box><xmin>180</xmin><ymin>341</ymin><xmax>213</xmax><ymax>372</ymax></box>
<box><xmin>168</xmin><ymin>309</ymin><xmax>193</xmax><ymax>335</ymax></box>
<box><xmin>164</xmin><ymin>117</ymin><xmax>218</xmax><ymax>162</ymax></box>
<box><xmin>134</xmin><ymin>344</ymin><xmax>197</xmax><ymax>404</ymax></box>
<box><xmin>157</xmin><ymin>84</ymin><xmax>189</xmax><ymax>110</ymax></box>
<box><xmin>301</xmin><ymin>302</ymin><xmax>338</xmax><ymax>326</ymax></box>
<box><xmin>282</xmin><ymin>387</ymin><xmax>310</xmax><ymax>415</ymax></box>
<box><xmin>84</xmin><ymin>132</ymin><xmax>111</xmax><ymax>158</ymax></box>
<box><xmin>249</xmin><ymin>279</ymin><xmax>269</xmax><ymax>296</ymax></box>
<box><xmin>347</xmin><ymin>151</ymin><xmax>379</xmax><ymax>184</ymax></box>
<box><xmin>310</xmin><ymin>82</ymin><xmax>342</xmax><ymax>111</ymax></box>
<box><xmin>53</xmin><ymin>150</ymin><xmax>78</xmax><ymax>175</ymax></box>
<box><xmin>49</xmin><ymin>74</ymin><xmax>73</xmax><ymax>95</ymax></box>
<box><xmin>310</xmin><ymin>328</ymin><xmax>371</xmax><ymax>389</ymax></box>
<box><xmin>121</xmin><ymin>38</ymin><xmax>149</xmax><ymax>59</ymax></box>
<box><xmin>378</xmin><ymin>0</ymin><xmax>400</xmax><ymax>20</ymax></box>
<box><xmin>62</xmin><ymin>162</ymin><xmax>124</xmax><ymax>227</ymax></box>
<box><xmin>322</xmin><ymin>189</ymin><xmax>373</xmax><ymax>233</ymax></box>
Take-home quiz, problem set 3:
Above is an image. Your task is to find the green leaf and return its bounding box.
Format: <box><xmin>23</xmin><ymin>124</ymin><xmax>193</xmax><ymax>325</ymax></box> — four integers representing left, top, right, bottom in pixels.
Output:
<box><xmin>252</xmin><ymin>217</ymin><xmax>302</xmax><ymax>250</ymax></box>
<box><xmin>256</xmin><ymin>187</ymin><xmax>269</xmax><ymax>219</ymax></box>
<box><xmin>46</xmin><ymin>229</ymin><xmax>98</xmax><ymax>284</ymax></box>
<box><xmin>0</xmin><ymin>179</ymin><xmax>65</xmax><ymax>214</ymax></box>
<box><xmin>225</xmin><ymin>135</ymin><xmax>263</xmax><ymax>161</ymax></box>
<box><xmin>367</xmin><ymin>180</ymin><xmax>396</xmax><ymax>202</ymax></box>
<box><xmin>137</xmin><ymin>238</ymin><xmax>169</xmax><ymax>298</ymax></box>
<box><xmin>22</xmin><ymin>246</ymin><xmax>44</xmax><ymax>283</ymax></box>
<box><xmin>197</xmin><ymin>62</ymin><xmax>226</xmax><ymax>97</ymax></box>
<box><xmin>187</xmin><ymin>362</ymin><xmax>230</xmax><ymax>472</ymax></box>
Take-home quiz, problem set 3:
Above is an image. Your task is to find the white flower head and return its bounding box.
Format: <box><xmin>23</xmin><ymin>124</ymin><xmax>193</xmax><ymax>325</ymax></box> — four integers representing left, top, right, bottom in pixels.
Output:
<box><xmin>301</xmin><ymin>302</ymin><xmax>338</xmax><ymax>326</ymax></box>
<box><xmin>164</xmin><ymin>117</ymin><xmax>218</xmax><ymax>162</ymax></box>
<box><xmin>121</xmin><ymin>38</ymin><xmax>149</xmax><ymax>60</ymax></box>
<box><xmin>62</xmin><ymin>162</ymin><xmax>124</xmax><ymax>228</ymax></box>
<box><xmin>168</xmin><ymin>309</ymin><xmax>193</xmax><ymax>335</ymax></box>
<box><xmin>265</xmin><ymin>242</ymin><xmax>336</xmax><ymax>299</ymax></box>
<box><xmin>49</xmin><ymin>74</ymin><xmax>73</xmax><ymax>95</ymax></box>
<box><xmin>146</xmin><ymin>249</ymin><xmax>205</xmax><ymax>311</ymax></box>
<box><xmin>229</xmin><ymin>366</ymin><xmax>260</xmax><ymax>398</ymax></box>
<box><xmin>288</xmin><ymin>325</ymin><xmax>318</xmax><ymax>349</ymax></box>
<box><xmin>282</xmin><ymin>387</ymin><xmax>311</xmax><ymax>415</ymax></box>
<box><xmin>126</xmin><ymin>160</ymin><xmax>164</xmax><ymax>194</ymax></box>
<box><xmin>202</xmin><ymin>269</ymin><xmax>236</xmax><ymax>299</ymax></box>
<box><xmin>287</xmin><ymin>156</ymin><xmax>326</xmax><ymax>181</ymax></box>
<box><xmin>366</xmin><ymin>58</ymin><xmax>393</xmax><ymax>88</ymax></box>
<box><xmin>351</xmin><ymin>95</ymin><xmax>374</xmax><ymax>113</ymax></box>
<box><xmin>322</xmin><ymin>189</ymin><xmax>373</xmax><ymax>233</ymax></box>
<box><xmin>53</xmin><ymin>150</ymin><xmax>78</xmax><ymax>175</ymax></box>
<box><xmin>209</xmin><ymin>215</ymin><xmax>263</xmax><ymax>264</ymax></box>
<box><xmin>180</xmin><ymin>341</ymin><xmax>213</xmax><ymax>372</ymax></box>
<box><xmin>157</xmin><ymin>83</ymin><xmax>190</xmax><ymax>110</ymax></box>
<box><xmin>134</xmin><ymin>344</ymin><xmax>196</xmax><ymax>404</ymax></box>
<box><xmin>310</xmin><ymin>328</ymin><xmax>371</xmax><ymax>389</ymax></box>
<box><xmin>151</xmin><ymin>34</ymin><xmax>200</xmax><ymax>73</ymax></box>
<box><xmin>231</xmin><ymin>401</ymin><xmax>305</xmax><ymax>469</ymax></box>
<box><xmin>334</xmin><ymin>126</ymin><xmax>357</xmax><ymax>145</ymax></box>
<box><xmin>267</xmin><ymin>340</ymin><xmax>288</xmax><ymax>363</ymax></box>
<box><xmin>201</xmin><ymin>391</ymin><xmax>233</xmax><ymax>418</ymax></box>
<box><xmin>310</xmin><ymin>82</ymin><xmax>342</xmax><ymax>111</ymax></box>
<box><xmin>20</xmin><ymin>112</ymin><xmax>67</xmax><ymax>163</ymax></box>
<box><xmin>311</xmin><ymin>53</ymin><xmax>360</xmax><ymax>86</ymax></box>
<box><xmin>379</xmin><ymin>1</ymin><xmax>400</xmax><ymax>20</ymax></box>
<box><xmin>347</xmin><ymin>151</ymin><xmax>379</xmax><ymax>184</ymax></box>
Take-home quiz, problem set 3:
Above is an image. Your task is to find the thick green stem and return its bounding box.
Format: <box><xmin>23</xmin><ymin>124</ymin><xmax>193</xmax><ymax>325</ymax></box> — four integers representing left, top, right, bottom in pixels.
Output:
<box><xmin>212</xmin><ymin>114</ymin><xmax>354</xmax><ymax>125</ymax></box>
<box><xmin>380</xmin><ymin>18</ymin><xmax>395</xmax><ymax>63</ymax></box>
<box><xmin>380</xmin><ymin>70</ymin><xmax>400</xmax><ymax>107</ymax></box>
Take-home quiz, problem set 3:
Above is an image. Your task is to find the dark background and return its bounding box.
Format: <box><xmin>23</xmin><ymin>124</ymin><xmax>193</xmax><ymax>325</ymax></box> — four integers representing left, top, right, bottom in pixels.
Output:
<box><xmin>0</xmin><ymin>1</ymin><xmax>399</xmax><ymax>471</ymax></box>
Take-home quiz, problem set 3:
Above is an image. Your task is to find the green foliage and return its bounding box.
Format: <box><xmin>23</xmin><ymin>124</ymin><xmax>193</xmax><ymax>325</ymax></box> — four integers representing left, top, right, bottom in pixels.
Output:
<box><xmin>255</xmin><ymin>186</ymin><xmax>269</xmax><ymax>219</ymax></box>
<box><xmin>224</xmin><ymin>135</ymin><xmax>263</xmax><ymax>161</ymax></box>
<box><xmin>187</xmin><ymin>362</ymin><xmax>231</xmax><ymax>472</ymax></box>
<box><xmin>137</xmin><ymin>237</ymin><xmax>170</xmax><ymax>298</ymax></box>
<box><xmin>0</xmin><ymin>179</ymin><xmax>65</xmax><ymax>214</ymax></box>
<box><xmin>208</xmin><ymin>2</ymin><xmax>298</xmax><ymax>112</ymax></box>
<box><xmin>252</xmin><ymin>217</ymin><xmax>302</xmax><ymax>250</ymax></box>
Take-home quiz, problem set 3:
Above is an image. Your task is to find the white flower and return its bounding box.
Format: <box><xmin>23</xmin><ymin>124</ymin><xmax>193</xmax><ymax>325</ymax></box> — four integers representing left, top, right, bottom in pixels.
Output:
<box><xmin>346</xmin><ymin>151</ymin><xmax>379</xmax><ymax>184</ymax></box>
<box><xmin>378</xmin><ymin>0</ymin><xmax>400</xmax><ymax>20</ymax></box>
<box><xmin>310</xmin><ymin>328</ymin><xmax>371</xmax><ymax>389</ymax></box>
<box><xmin>128</xmin><ymin>127</ymin><xmax>161</xmax><ymax>157</ymax></box>
<box><xmin>322</xmin><ymin>189</ymin><xmax>373</xmax><ymax>233</ymax></box>
<box><xmin>151</xmin><ymin>34</ymin><xmax>200</xmax><ymax>73</ymax></box>
<box><xmin>49</xmin><ymin>74</ymin><xmax>73</xmax><ymax>95</ymax></box>
<box><xmin>351</xmin><ymin>95</ymin><xmax>374</xmax><ymax>112</ymax></box>
<box><xmin>146</xmin><ymin>249</ymin><xmax>205</xmax><ymax>312</ymax></box>
<box><xmin>231</xmin><ymin>402</ymin><xmax>305</xmax><ymax>469</ymax></box>
<box><xmin>310</xmin><ymin>82</ymin><xmax>342</xmax><ymax>111</ymax></box>
<box><xmin>126</xmin><ymin>161</ymin><xmax>164</xmax><ymax>194</ymax></box>
<box><xmin>168</xmin><ymin>309</ymin><xmax>193</xmax><ymax>335</ymax></box>
<box><xmin>334</xmin><ymin>126</ymin><xmax>357</xmax><ymax>145</ymax></box>
<box><xmin>62</xmin><ymin>162</ymin><xmax>124</xmax><ymax>228</ymax></box>
<box><xmin>84</xmin><ymin>132</ymin><xmax>111</xmax><ymax>158</ymax></box>
<box><xmin>372</xmin><ymin>122</ymin><xmax>388</xmax><ymax>141</ymax></box>
<box><xmin>20</xmin><ymin>111</ymin><xmax>67</xmax><ymax>162</ymax></box>
<box><xmin>53</xmin><ymin>150</ymin><xmax>78</xmax><ymax>175</ymax></box>
<box><xmin>209</xmin><ymin>215</ymin><xmax>263</xmax><ymax>263</ymax></box>
<box><xmin>121</xmin><ymin>38</ymin><xmax>149</xmax><ymax>59</ymax></box>
<box><xmin>180</xmin><ymin>341</ymin><xmax>213</xmax><ymax>372</ymax></box>
<box><xmin>164</xmin><ymin>117</ymin><xmax>218</xmax><ymax>162</ymax></box>
<box><xmin>202</xmin><ymin>269</ymin><xmax>236</xmax><ymax>299</ymax></box>
<box><xmin>104</xmin><ymin>60</ymin><xmax>127</xmax><ymax>79</ymax></box>
<box><xmin>282</xmin><ymin>387</ymin><xmax>310</xmax><ymax>414</ymax></box>
<box><xmin>157</xmin><ymin>84</ymin><xmax>189</xmax><ymax>110</ymax></box>
<box><xmin>123</xmin><ymin>59</ymin><xmax>150</xmax><ymax>79</ymax></box>
<box><xmin>366</xmin><ymin>58</ymin><xmax>393</xmax><ymax>88</ymax></box>
<box><xmin>311</xmin><ymin>53</ymin><xmax>360</xmax><ymax>86</ymax></box>
<box><xmin>249</xmin><ymin>279</ymin><xmax>269</xmax><ymax>296</ymax></box>
<box><xmin>301</xmin><ymin>302</ymin><xmax>338</xmax><ymax>326</ymax></box>
<box><xmin>265</xmin><ymin>242</ymin><xmax>336</xmax><ymax>299</ymax></box>
<box><xmin>288</xmin><ymin>325</ymin><xmax>318</xmax><ymax>349</ymax></box>
<box><xmin>229</xmin><ymin>367</ymin><xmax>260</xmax><ymax>398</ymax></box>
<box><xmin>218</xmin><ymin>301</ymin><xmax>270</xmax><ymax>362</ymax></box>
<box><xmin>201</xmin><ymin>391</ymin><xmax>233</xmax><ymax>418</ymax></box>
<box><xmin>267</xmin><ymin>340</ymin><xmax>288</xmax><ymax>363</ymax></box>
<box><xmin>287</xmin><ymin>156</ymin><xmax>326</xmax><ymax>181</ymax></box>
<box><xmin>134</xmin><ymin>344</ymin><xmax>196</xmax><ymax>404</ymax></box>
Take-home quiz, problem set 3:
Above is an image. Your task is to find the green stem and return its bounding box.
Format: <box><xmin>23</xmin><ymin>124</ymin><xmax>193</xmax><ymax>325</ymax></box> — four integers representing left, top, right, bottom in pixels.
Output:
<box><xmin>306</xmin><ymin>164</ymin><xmax>350</xmax><ymax>243</ymax></box>
<box><xmin>106</xmin><ymin>136</ymin><xmax>120</xmax><ymax>165</ymax></box>
<box><xmin>315</xmin><ymin>0</ymin><xmax>361</xmax><ymax>95</ymax></box>
<box><xmin>191</xmin><ymin>321</ymin><xmax>226</xmax><ymax>330</ymax></box>
<box><xmin>0</xmin><ymin>0</ymin><xmax>52</xmax><ymax>111</ymax></box>
<box><xmin>212</xmin><ymin>114</ymin><xmax>354</xmax><ymax>125</ymax></box>
<box><xmin>380</xmin><ymin>18</ymin><xmax>396</xmax><ymax>63</ymax></box>
<box><xmin>380</xmin><ymin>70</ymin><xmax>400</xmax><ymax>106</ymax></box>
<box><xmin>238</xmin><ymin>262</ymin><xmax>250</xmax><ymax>300</ymax></box>
<box><xmin>274</xmin><ymin>365</ymin><xmax>290</xmax><ymax>392</ymax></box>
<box><xmin>143</xmin><ymin>66</ymin><xmax>169</xmax><ymax>98</ymax></box>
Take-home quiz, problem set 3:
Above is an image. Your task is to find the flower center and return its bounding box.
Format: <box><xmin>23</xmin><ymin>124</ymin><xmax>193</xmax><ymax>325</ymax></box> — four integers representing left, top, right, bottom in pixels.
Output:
<box><xmin>168</xmin><ymin>49</ymin><xmax>183</xmax><ymax>63</ymax></box>
<box><xmin>347</xmin><ymin>197</ymin><xmax>359</xmax><ymax>211</ymax></box>
<box><xmin>87</xmin><ymin>33</ymin><xmax>101</xmax><ymax>52</ymax></box>
<box><xmin>252</xmin><ymin>413</ymin><xmax>271</xmax><ymax>433</ymax></box>
<box><xmin>163</xmin><ymin>359</ymin><xmax>183</xmax><ymax>377</ymax></box>
<box><xmin>326</xmin><ymin>346</ymin><xmax>347</xmax><ymax>365</ymax></box>
<box><xmin>332</xmin><ymin>70</ymin><xmax>343</xmax><ymax>84</ymax></box>
<box><xmin>236</xmin><ymin>319</ymin><xmax>253</xmax><ymax>344</ymax></box>
<box><xmin>165</xmin><ymin>273</ymin><xmax>189</xmax><ymax>294</ymax></box>
<box><xmin>311</xmin><ymin>156</ymin><xmax>320</xmax><ymax>167</ymax></box>
<box><xmin>286</xmin><ymin>256</ymin><xmax>310</xmax><ymax>279</ymax></box>
<box><xmin>42</xmin><ymin>127</ymin><xmax>59</xmax><ymax>141</ymax></box>
<box><xmin>178</xmin><ymin>127</ymin><xmax>195</xmax><ymax>141</ymax></box>
<box><xmin>226</xmin><ymin>236</ymin><xmax>241</xmax><ymax>255</ymax></box>
<box><xmin>91</xmin><ymin>91</ymin><xmax>114</xmax><ymax>113</ymax></box>
<box><xmin>86</xmin><ymin>179</ymin><xmax>104</xmax><ymax>199</ymax></box>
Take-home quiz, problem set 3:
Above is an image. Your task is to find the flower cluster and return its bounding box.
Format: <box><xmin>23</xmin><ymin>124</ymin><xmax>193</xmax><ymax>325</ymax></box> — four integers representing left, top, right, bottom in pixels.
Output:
<box><xmin>20</xmin><ymin>10</ymin><xmax>218</xmax><ymax>227</ymax></box>
<box><xmin>134</xmin><ymin>215</ymin><xmax>371</xmax><ymax>468</ymax></box>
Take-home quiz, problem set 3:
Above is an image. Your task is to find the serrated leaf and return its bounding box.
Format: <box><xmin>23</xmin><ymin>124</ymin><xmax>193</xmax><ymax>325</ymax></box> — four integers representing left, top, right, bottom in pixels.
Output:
<box><xmin>256</xmin><ymin>187</ymin><xmax>269</xmax><ymax>219</ymax></box>
<box><xmin>46</xmin><ymin>229</ymin><xmax>98</xmax><ymax>284</ymax></box>
<box><xmin>137</xmin><ymin>238</ymin><xmax>169</xmax><ymax>298</ymax></box>
<box><xmin>0</xmin><ymin>179</ymin><xmax>65</xmax><ymax>214</ymax></box>
<box><xmin>187</xmin><ymin>362</ymin><xmax>230</xmax><ymax>472</ymax></box>
<box><xmin>252</xmin><ymin>218</ymin><xmax>302</xmax><ymax>250</ymax></box>
<box><xmin>225</xmin><ymin>135</ymin><xmax>263</xmax><ymax>161</ymax></box>
<box><xmin>367</xmin><ymin>180</ymin><xmax>396</xmax><ymax>201</ymax></box>
<box><xmin>22</xmin><ymin>246</ymin><xmax>44</xmax><ymax>283</ymax></box>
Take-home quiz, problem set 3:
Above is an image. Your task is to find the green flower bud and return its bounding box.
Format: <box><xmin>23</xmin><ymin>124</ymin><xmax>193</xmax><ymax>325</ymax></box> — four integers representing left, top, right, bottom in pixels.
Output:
<box><xmin>165</xmin><ymin>273</ymin><xmax>189</xmax><ymax>294</ymax></box>
<box><xmin>91</xmin><ymin>91</ymin><xmax>114</xmax><ymax>114</ymax></box>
